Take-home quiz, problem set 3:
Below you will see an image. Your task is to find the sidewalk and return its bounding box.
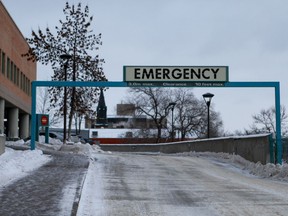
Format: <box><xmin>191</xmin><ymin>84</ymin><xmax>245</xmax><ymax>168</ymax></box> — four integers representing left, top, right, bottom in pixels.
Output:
<box><xmin>0</xmin><ymin>150</ymin><xmax>89</xmax><ymax>216</ymax></box>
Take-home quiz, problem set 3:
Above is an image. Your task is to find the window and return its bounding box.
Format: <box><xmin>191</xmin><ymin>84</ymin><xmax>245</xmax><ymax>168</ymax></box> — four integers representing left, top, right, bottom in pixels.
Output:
<box><xmin>25</xmin><ymin>77</ymin><xmax>30</xmax><ymax>95</ymax></box>
<box><xmin>21</xmin><ymin>72</ymin><xmax>23</xmax><ymax>90</ymax></box>
<box><xmin>1</xmin><ymin>52</ymin><xmax>5</xmax><ymax>75</ymax></box>
<box><xmin>25</xmin><ymin>76</ymin><xmax>27</xmax><ymax>94</ymax></box>
<box><xmin>17</xmin><ymin>68</ymin><xmax>19</xmax><ymax>86</ymax></box>
<box><xmin>92</xmin><ymin>131</ymin><xmax>98</xmax><ymax>138</ymax></box>
<box><xmin>26</xmin><ymin>78</ymin><xmax>28</xmax><ymax>95</ymax></box>
<box><xmin>24</xmin><ymin>77</ymin><xmax>27</xmax><ymax>93</ymax></box>
<box><xmin>10</xmin><ymin>61</ymin><xmax>13</xmax><ymax>82</ymax></box>
<box><xmin>6</xmin><ymin>58</ymin><xmax>10</xmax><ymax>79</ymax></box>
<box><xmin>23</xmin><ymin>74</ymin><xmax>26</xmax><ymax>92</ymax></box>
<box><xmin>13</xmin><ymin>65</ymin><xmax>17</xmax><ymax>84</ymax></box>
<box><xmin>28</xmin><ymin>80</ymin><xmax>31</xmax><ymax>95</ymax></box>
<box><xmin>22</xmin><ymin>74</ymin><xmax>25</xmax><ymax>91</ymax></box>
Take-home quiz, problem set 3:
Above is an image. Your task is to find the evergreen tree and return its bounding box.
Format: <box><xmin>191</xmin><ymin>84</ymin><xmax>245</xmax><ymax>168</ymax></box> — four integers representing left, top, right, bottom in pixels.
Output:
<box><xmin>23</xmin><ymin>2</ymin><xmax>107</xmax><ymax>138</ymax></box>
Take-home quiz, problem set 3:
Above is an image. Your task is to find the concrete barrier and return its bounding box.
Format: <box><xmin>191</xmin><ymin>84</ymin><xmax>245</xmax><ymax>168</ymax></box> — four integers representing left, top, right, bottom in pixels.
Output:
<box><xmin>0</xmin><ymin>135</ymin><xmax>5</xmax><ymax>155</ymax></box>
<box><xmin>100</xmin><ymin>134</ymin><xmax>272</xmax><ymax>164</ymax></box>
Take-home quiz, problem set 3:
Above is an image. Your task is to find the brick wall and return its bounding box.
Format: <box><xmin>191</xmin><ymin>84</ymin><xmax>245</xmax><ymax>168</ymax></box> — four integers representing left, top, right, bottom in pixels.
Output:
<box><xmin>0</xmin><ymin>2</ymin><xmax>36</xmax><ymax>113</ymax></box>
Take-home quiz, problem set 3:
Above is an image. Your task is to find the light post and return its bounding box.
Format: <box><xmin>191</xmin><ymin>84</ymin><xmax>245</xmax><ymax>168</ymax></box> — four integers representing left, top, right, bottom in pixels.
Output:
<box><xmin>60</xmin><ymin>54</ymin><xmax>72</xmax><ymax>144</ymax></box>
<box><xmin>168</xmin><ymin>102</ymin><xmax>176</xmax><ymax>141</ymax></box>
<box><xmin>202</xmin><ymin>93</ymin><xmax>214</xmax><ymax>138</ymax></box>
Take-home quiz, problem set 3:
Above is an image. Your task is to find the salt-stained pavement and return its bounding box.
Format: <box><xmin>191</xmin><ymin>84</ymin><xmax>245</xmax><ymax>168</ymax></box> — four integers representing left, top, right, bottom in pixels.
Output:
<box><xmin>0</xmin><ymin>151</ymin><xmax>89</xmax><ymax>216</ymax></box>
<box><xmin>78</xmin><ymin>152</ymin><xmax>288</xmax><ymax>216</ymax></box>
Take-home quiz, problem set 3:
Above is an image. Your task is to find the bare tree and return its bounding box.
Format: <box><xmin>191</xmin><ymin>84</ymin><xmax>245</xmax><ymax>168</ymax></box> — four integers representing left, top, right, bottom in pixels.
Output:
<box><xmin>206</xmin><ymin>108</ymin><xmax>224</xmax><ymax>138</ymax></box>
<box><xmin>170</xmin><ymin>88</ymin><xmax>223</xmax><ymax>139</ymax></box>
<box><xmin>127</xmin><ymin>87</ymin><xmax>224</xmax><ymax>141</ymax></box>
<box><xmin>247</xmin><ymin>105</ymin><xmax>288</xmax><ymax>137</ymax></box>
<box><xmin>128</xmin><ymin>87</ymin><xmax>173</xmax><ymax>142</ymax></box>
<box><xmin>170</xmin><ymin>88</ymin><xmax>205</xmax><ymax>139</ymax></box>
<box><xmin>37</xmin><ymin>87</ymin><xmax>60</xmax><ymax>127</ymax></box>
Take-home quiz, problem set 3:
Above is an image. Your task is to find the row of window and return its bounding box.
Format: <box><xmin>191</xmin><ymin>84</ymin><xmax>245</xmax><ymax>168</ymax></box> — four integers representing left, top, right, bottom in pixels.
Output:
<box><xmin>0</xmin><ymin>49</ymin><xmax>31</xmax><ymax>96</ymax></box>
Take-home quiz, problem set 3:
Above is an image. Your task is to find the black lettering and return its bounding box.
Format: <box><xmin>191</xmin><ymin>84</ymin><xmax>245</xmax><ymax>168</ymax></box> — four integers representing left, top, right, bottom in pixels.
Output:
<box><xmin>142</xmin><ymin>68</ymin><xmax>154</xmax><ymax>79</ymax></box>
<box><xmin>163</xmin><ymin>68</ymin><xmax>170</xmax><ymax>79</ymax></box>
<box><xmin>202</xmin><ymin>68</ymin><xmax>210</xmax><ymax>79</ymax></box>
<box><xmin>183</xmin><ymin>68</ymin><xmax>190</xmax><ymax>79</ymax></box>
<box><xmin>155</xmin><ymin>68</ymin><xmax>162</xmax><ymax>79</ymax></box>
<box><xmin>171</xmin><ymin>69</ymin><xmax>182</xmax><ymax>79</ymax></box>
<box><xmin>211</xmin><ymin>68</ymin><xmax>219</xmax><ymax>79</ymax></box>
<box><xmin>191</xmin><ymin>69</ymin><xmax>201</xmax><ymax>79</ymax></box>
<box><xmin>134</xmin><ymin>68</ymin><xmax>141</xmax><ymax>79</ymax></box>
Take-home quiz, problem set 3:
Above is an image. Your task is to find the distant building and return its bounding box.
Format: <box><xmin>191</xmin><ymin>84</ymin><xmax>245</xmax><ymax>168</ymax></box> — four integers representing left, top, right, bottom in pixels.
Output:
<box><xmin>0</xmin><ymin>2</ymin><xmax>36</xmax><ymax>139</ymax></box>
<box><xmin>85</xmin><ymin>90</ymin><xmax>165</xmax><ymax>136</ymax></box>
<box><xmin>87</xmin><ymin>104</ymin><xmax>161</xmax><ymax>130</ymax></box>
<box><xmin>116</xmin><ymin>104</ymin><xmax>136</xmax><ymax>116</ymax></box>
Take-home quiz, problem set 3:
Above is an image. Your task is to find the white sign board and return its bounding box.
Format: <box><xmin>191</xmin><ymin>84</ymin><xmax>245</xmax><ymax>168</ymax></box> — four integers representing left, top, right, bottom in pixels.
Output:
<box><xmin>123</xmin><ymin>66</ymin><xmax>229</xmax><ymax>82</ymax></box>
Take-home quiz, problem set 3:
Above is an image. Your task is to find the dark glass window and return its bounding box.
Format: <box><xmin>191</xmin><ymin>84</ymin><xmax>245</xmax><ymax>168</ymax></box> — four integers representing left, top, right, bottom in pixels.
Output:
<box><xmin>1</xmin><ymin>52</ymin><xmax>5</xmax><ymax>75</ymax></box>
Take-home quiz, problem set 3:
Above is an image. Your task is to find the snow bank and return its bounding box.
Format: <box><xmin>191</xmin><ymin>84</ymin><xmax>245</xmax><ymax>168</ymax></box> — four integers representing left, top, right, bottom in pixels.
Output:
<box><xmin>6</xmin><ymin>136</ymin><xmax>105</xmax><ymax>156</ymax></box>
<box><xmin>60</xmin><ymin>142</ymin><xmax>95</xmax><ymax>156</ymax></box>
<box><xmin>179</xmin><ymin>151</ymin><xmax>288</xmax><ymax>181</ymax></box>
<box><xmin>0</xmin><ymin>147</ymin><xmax>52</xmax><ymax>187</ymax></box>
<box><xmin>0</xmin><ymin>137</ymin><xmax>103</xmax><ymax>190</ymax></box>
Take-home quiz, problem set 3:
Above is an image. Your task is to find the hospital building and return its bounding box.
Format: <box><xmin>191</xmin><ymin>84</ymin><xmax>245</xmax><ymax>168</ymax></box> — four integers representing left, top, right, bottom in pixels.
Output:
<box><xmin>0</xmin><ymin>1</ymin><xmax>36</xmax><ymax>139</ymax></box>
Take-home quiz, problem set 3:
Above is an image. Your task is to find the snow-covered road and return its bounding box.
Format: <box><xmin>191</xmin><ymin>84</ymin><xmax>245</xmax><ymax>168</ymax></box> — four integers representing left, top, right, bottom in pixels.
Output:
<box><xmin>78</xmin><ymin>152</ymin><xmax>288</xmax><ymax>216</ymax></box>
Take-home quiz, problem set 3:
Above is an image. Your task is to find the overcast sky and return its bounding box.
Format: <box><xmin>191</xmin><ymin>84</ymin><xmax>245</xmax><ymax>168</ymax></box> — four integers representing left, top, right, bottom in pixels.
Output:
<box><xmin>2</xmin><ymin>0</ymin><xmax>288</xmax><ymax>133</ymax></box>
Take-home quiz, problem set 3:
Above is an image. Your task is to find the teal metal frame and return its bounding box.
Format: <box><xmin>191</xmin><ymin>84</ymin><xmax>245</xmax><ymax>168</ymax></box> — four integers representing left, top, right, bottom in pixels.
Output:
<box><xmin>30</xmin><ymin>81</ymin><xmax>282</xmax><ymax>164</ymax></box>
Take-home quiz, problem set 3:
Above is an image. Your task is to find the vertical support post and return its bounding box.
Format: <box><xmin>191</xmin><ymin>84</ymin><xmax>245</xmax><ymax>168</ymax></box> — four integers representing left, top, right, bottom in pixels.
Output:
<box><xmin>19</xmin><ymin>114</ymin><xmax>29</xmax><ymax>139</ymax></box>
<box><xmin>8</xmin><ymin>108</ymin><xmax>19</xmax><ymax>139</ymax></box>
<box><xmin>0</xmin><ymin>99</ymin><xmax>5</xmax><ymax>134</ymax></box>
<box><xmin>63</xmin><ymin>81</ymin><xmax>67</xmax><ymax>144</ymax></box>
<box><xmin>275</xmin><ymin>83</ymin><xmax>282</xmax><ymax>164</ymax></box>
<box><xmin>171</xmin><ymin>107</ymin><xmax>174</xmax><ymax>141</ymax></box>
<box><xmin>35</xmin><ymin>114</ymin><xmax>39</xmax><ymax>142</ymax></box>
<box><xmin>31</xmin><ymin>82</ymin><xmax>37</xmax><ymax>150</ymax></box>
<box><xmin>207</xmin><ymin>105</ymin><xmax>210</xmax><ymax>138</ymax></box>
<box><xmin>45</xmin><ymin>126</ymin><xmax>49</xmax><ymax>144</ymax></box>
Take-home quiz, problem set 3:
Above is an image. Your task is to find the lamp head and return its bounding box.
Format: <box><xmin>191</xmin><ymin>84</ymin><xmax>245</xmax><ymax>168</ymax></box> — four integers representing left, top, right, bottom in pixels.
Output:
<box><xmin>168</xmin><ymin>102</ymin><xmax>176</xmax><ymax>107</ymax></box>
<box><xmin>202</xmin><ymin>92</ymin><xmax>214</xmax><ymax>106</ymax></box>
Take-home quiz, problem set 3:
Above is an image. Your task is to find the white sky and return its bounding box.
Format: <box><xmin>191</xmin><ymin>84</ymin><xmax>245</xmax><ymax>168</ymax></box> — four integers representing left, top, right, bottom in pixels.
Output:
<box><xmin>2</xmin><ymin>0</ymin><xmax>288</xmax><ymax>133</ymax></box>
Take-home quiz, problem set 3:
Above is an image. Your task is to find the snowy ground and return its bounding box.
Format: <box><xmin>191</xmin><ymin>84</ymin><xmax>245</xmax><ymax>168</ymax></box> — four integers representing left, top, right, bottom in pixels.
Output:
<box><xmin>1</xmin><ymin>137</ymin><xmax>288</xmax><ymax>215</ymax></box>
<box><xmin>0</xmin><ymin>147</ymin><xmax>51</xmax><ymax>188</ymax></box>
<box><xmin>1</xmin><ymin>137</ymin><xmax>102</xmax><ymax>189</ymax></box>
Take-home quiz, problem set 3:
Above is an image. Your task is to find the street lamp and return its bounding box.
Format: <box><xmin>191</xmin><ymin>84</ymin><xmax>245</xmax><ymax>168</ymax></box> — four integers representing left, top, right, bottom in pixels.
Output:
<box><xmin>60</xmin><ymin>54</ymin><xmax>72</xmax><ymax>144</ymax></box>
<box><xmin>168</xmin><ymin>102</ymin><xmax>176</xmax><ymax>141</ymax></box>
<box><xmin>202</xmin><ymin>93</ymin><xmax>214</xmax><ymax>138</ymax></box>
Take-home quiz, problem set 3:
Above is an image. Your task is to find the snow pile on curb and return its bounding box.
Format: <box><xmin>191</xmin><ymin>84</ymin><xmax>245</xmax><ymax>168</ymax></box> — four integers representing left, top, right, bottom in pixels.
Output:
<box><xmin>6</xmin><ymin>136</ymin><xmax>63</xmax><ymax>151</ymax></box>
<box><xmin>0</xmin><ymin>148</ymin><xmax>52</xmax><ymax>187</ymax></box>
<box><xmin>6</xmin><ymin>136</ymin><xmax>105</xmax><ymax>157</ymax></box>
<box><xmin>178</xmin><ymin>151</ymin><xmax>288</xmax><ymax>181</ymax></box>
<box><xmin>60</xmin><ymin>143</ymin><xmax>94</xmax><ymax>156</ymax></box>
<box><xmin>37</xmin><ymin>136</ymin><xmax>63</xmax><ymax>145</ymax></box>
